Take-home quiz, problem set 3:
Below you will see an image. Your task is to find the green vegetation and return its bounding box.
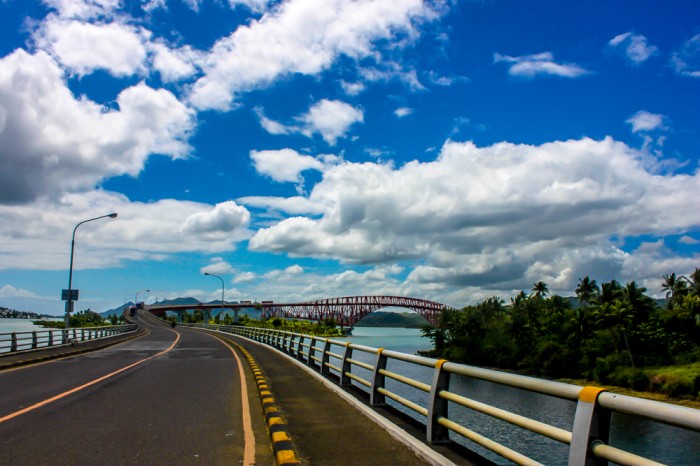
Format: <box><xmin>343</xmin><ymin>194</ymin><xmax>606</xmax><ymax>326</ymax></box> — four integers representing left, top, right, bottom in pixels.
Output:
<box><xmin>355</xmin><ymin>311</ymin><xmax>428</xmax><ymax>328</ymax></box>
<box><xmin>248</xmin><ymin>316</ymin><xmax>344</xmax><ymax>337</ymax></box>
<box><xmin>422</xmin><ymin>269</ymin><xmax>700</xmax><ymax>400</ymax></box>
<box><xmin>33</xmin><ymin>309</ymin><xmax>120</xmax><ymax>328</ymax></box>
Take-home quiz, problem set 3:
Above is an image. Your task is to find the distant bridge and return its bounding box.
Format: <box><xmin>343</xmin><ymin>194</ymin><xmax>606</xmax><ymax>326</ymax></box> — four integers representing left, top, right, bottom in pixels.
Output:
<box><xmin>147</xmin><ymin>296</ymin><xmax>456</xmax><ymax>327</ymax></box>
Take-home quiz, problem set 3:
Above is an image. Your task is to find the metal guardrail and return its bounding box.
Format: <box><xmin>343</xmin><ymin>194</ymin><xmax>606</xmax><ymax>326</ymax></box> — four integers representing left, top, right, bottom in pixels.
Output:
<box><xmin>0</xmin><ymin>324</ymin><xmax>138</xmax><ymax>355</ymax></box>
<box><xmin>185</xmin><ymin>322</ymin><xmax>699</xmax><ymax>466</ymax></box>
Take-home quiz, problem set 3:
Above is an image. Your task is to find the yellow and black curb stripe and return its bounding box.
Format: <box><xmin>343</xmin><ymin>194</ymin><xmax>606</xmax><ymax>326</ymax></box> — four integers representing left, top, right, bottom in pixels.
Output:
<box><xmin>227</xmin><ymin>340</ymin><xmax>301</xmax><ymax>466</ymax></box>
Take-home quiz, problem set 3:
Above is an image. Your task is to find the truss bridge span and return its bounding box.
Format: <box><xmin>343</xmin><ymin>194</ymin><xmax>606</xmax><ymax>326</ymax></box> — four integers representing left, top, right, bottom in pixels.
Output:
<box><xmin>260</xmin><ymin>296</ymin><xmax>456</xmax><ymax>327</ymax></box>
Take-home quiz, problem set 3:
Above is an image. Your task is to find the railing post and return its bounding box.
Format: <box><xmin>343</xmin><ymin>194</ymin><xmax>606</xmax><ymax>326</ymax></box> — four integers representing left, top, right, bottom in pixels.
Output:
<box><xmin>569</xmin><ymin>386</ymin><xmax>610</xmax><ymax>466</ymax></box>
<box><xmin>32</xmin><ymin>331</ymin><xmax>38</xmax><ymax>349</ymax></box>
<box><xmin>49</xmin><ymin>330</ymin><xmax>54</xmax><ymax>347</ymax></box>
<box><xmin>427</xmin><ymin>359</ymin><xmax>451</xmax><ymax>443</ymax></box>
<box><xmin>321</xmin><ymin>339</ymin><xmax>331</xmax><ymax>375</ymax></box>
<box><xmin>340</xmin><ymin>342</ymin><xmax>353</xmax><ymax>386</ymax></box>
<box><xmin>308</xmin><ymin>337</ymin><xmax>317</xmax><ymax>368</ymax></box>
<box><xmin>10</xmin><ymin>332</ymin><xmax>17</xmax><ymax>352</ymax></box>
<box><xmin>297</xmin><ymin>335</ymin><xmax>305</xmax><ymax>362</ymax></box>
<box><xmin>370</xmin><ymin>348</ymin><xmax>387</xmax><ymax>406</ymax></box>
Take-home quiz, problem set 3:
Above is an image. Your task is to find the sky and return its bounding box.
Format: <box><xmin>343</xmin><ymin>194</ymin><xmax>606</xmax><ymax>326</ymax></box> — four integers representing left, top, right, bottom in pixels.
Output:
<box><xmin>0</xmin><ymin>0</ymin><xmax>699</xmax><ymax>315</ymax></box>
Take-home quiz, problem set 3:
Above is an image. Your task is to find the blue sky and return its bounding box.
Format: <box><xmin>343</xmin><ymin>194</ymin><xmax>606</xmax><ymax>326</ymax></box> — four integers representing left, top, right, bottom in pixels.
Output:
<box><xmin>0</xmin><ymin>0</ymin><xmax>698</xmax><ymax>315</ymax></box>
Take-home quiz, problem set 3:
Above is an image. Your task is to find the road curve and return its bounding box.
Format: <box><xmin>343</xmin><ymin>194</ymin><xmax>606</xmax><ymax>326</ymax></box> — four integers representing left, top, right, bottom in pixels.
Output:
<box><xmin>0</xmin><ymin>311</ymin><xmax>274</xmax><ymax>465</ymax></box>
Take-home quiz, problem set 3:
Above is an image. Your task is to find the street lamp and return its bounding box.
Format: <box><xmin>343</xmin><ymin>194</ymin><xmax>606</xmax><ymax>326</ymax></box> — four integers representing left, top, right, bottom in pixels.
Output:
<box><xmin>204</xmin><ymin>273</ymin><xmax>225</xmax><ymax>323</ymax></box>
<box><xmin>135</xmin><ymin>289</ymin><xmax>150</xmax><ymax>308</ymax></box>
<box><xmin>63</xmin><ymin>213</ymin><xmax>118</xmax><ymax>333</ymax></box>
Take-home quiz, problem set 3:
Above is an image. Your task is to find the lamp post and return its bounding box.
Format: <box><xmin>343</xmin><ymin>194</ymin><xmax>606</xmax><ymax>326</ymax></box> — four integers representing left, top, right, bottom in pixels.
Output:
<box><xmin>135</xmin><ymin>289</ymin><xmax>150</xmax><ymax>308</ymax></box>
<box><xmin>204</xmin><ymin>273</ymin><xmax>225</xmax><ymax>323</ymax></box>
<box><xmin>63</xmin><ymin>213</ymin><xmax>118</xmax><ymax>335</ymax></box>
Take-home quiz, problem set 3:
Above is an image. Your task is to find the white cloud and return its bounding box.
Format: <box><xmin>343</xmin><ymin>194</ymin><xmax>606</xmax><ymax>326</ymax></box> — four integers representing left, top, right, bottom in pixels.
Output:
<box><xmin>33</xmin><ymin>17</ymin><xmax>149</xmax><ymax>77</ymax></box>
<box><xmin>250</xmin><ymin>149</ymin><xmax>327</xmax><ymax>184</ymax></box>
<box><xmin>608</xmin><ymin>32</ymin><xmax>658</xmax><ymax>64</ymax></box>
<box><xmin>0</xmin><ymin>285</ymin><xmax>41</xmax><ymax>299</ymax></box>
<box><xmin>0</xmin><ymin>50</ymin><xmax>195</xmax><ymax>204</ymax></box>
<box><xmin>249</xmin><ymin>137</ymin><xmax>700</xmax><ymax>293</ymax></box>
<box><xmin>626</xmin><ymin>111</ymin><xmax>666</xmax><ymax>133</ymax></box>
<box><xmin>151</xmin><ymin>42</ymin><xmax>202</xmax><ymax>82</ymax></box>
<box><xmin>672</xmin><ymin>34</ymin><xmax>700</xmax><ymax>78</ymax></box>
<box><xmin>188</xmin><ymin>0</ymin><xmax>440</xmax><ymax>110</ymax></box>
<box><xmin>679</xmin><ymin>236</ymin><xmax>700</xmax><ymax>245</ymax></box>
<box><xmin>394</xmin><ymin>107</ymin><xmax>414</xmax><ymax>118</ymax></box>
<box><xmin>201</xmin><ymin>257</ymin><xmax>234</xmax><ymax>275</ymax></box>
<box><xmin>234</xmin><ymin>271</ymin><xmax>257</xmax><ymax>283</ymax></box>
<box><xmin>255</xmin><ymin>100</ymin><xmax>363</xmax><ymax>144</ymax></box>
<box><xmin>494</xmin><ymin>52</ymin><xmax>590</xmax><ymax>78</ymax></box>
<box><xmin>181</xmin><ymin>201</ymin><xmax>251</xmax><ymax>235</ymax></box>
<box><xmin>0</xmin><ymin>191</ymin><xmax>252</xmax><ymax>271</ymax></box>
<box><xmin>340</xmin><ymin>80</ymin><xmax>366</xmax><ymax>96</ymax></box>
<box><xmin>298</xmin><ymin>99</ymin><xmax>364</xmax><ymax>145</ymax></box>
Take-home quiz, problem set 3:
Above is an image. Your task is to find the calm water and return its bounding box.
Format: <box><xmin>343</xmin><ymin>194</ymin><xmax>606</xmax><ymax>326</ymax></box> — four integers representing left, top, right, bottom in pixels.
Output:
<box><xmin>0</xmin><ymin>318</ymin><xmax>63</xmax><ymax>353</ymax></box>
<box><xmin>344</xmin><ymin>327</ymin><xmax>700</xmax><ymax>465</ymax></box>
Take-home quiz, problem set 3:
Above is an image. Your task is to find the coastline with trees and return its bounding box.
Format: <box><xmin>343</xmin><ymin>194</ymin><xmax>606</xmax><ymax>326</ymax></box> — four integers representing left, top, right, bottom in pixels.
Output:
<box><xmin>422</xmin><ymin>269</ymin><xmax>700</xmax><ymax>402</ymax></box>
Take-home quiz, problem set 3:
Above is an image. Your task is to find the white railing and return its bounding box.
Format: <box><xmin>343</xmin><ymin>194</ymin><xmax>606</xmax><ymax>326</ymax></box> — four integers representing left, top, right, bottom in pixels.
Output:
<box><xmin>0</xmin><ymin>324</ymin><xmax>138</xmax><ymax>354</ymax></box>
<box><xmin>185</xmin><ymin>323</ymin><xmax>700</xmax><ymax>466</ymax></box>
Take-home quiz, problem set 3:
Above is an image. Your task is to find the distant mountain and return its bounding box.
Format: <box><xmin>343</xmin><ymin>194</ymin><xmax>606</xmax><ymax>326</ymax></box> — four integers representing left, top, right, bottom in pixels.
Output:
<box><xmin>101</xmin><ymin>297</ymin><xmax>203</xmax><ymax>316</ymax></box>
<box><xmin>355</xmin><ymin>311</ymin><xmax>429</xmax><ymax>328</ymax></box>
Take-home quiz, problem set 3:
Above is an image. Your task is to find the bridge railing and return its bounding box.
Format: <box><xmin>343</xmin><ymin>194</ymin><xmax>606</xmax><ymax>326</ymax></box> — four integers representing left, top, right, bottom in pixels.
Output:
<box><xmin>185</xmin><ymin>323</ymin><xmax>699</xmax><ymax>466</ymax></box>
<box><xmin>0</xmin><ymin>324</ymin><xmax>138</xmax><ymax>355</ymax></box>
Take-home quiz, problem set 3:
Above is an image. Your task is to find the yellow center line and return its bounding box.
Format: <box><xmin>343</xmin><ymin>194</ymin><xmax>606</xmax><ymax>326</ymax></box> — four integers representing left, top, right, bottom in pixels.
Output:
<box><xmin>209</xmin><ymin>334</ymin><xmax>256</xmax><ymax>466</ymax></box>
<box><xmin>0</xmin><ymin>329</ymin><xmax>180</xmax><ymax>424</ymax></box>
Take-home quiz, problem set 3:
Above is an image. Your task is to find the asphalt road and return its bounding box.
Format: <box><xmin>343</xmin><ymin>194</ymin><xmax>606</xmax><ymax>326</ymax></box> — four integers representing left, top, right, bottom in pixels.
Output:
<box><xmin>0</xmin><ymin>311</ymin><xmax>274</xmax><ymax>465</ymax></box>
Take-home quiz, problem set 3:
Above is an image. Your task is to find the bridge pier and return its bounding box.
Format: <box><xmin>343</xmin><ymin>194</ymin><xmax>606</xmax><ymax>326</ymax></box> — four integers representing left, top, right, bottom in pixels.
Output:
<box><xmin>174</xmin><ymin>310</ymin><xmax>186</xmax><ymax>323</ymax></box>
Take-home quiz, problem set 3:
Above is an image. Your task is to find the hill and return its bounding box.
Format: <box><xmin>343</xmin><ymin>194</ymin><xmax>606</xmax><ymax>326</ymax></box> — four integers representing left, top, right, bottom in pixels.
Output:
<box><xmin>355</xmin><ymin>311</ymin><xmax>429</xmax><ymax>328</ymax></box>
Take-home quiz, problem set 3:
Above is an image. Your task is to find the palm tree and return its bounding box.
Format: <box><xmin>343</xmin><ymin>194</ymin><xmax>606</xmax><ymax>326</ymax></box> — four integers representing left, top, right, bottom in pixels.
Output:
<box><xmin>575</xmin><ymin>276</ymin><xmax>599</xmax><ymax>308</ymax></box>
<box><xmin>661</xmin><ymin>273</ymin><xmax>688</xmax><ymax>309</ymax></box>
<box><xmin>575</xmin><ymin>276</ymin><xmax>599</xmax><ymax>337</ymax></box>
<box><xmin>531</xmin><ymin>281</ymin><xmax>549</xmax><ymax>298</ymax></box>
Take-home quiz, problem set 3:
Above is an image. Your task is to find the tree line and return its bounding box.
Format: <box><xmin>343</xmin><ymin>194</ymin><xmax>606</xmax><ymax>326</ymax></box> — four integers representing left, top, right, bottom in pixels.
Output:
<box><xmin>423</xmin><ymin>269</ymin><xmax>700</xmax><ymax>398</ymax></box>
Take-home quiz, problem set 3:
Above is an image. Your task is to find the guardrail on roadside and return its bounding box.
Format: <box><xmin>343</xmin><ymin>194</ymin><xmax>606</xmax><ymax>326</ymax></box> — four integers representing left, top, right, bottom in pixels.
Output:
<box><xmin>184</xmin><ymin>322</ymin><xmax>699</xmax><ymax>466</ymax></box>
<box><xmin>0</xmin><ymin>324</ymin><xmax>138</xmax><ymax>355</ymax></box>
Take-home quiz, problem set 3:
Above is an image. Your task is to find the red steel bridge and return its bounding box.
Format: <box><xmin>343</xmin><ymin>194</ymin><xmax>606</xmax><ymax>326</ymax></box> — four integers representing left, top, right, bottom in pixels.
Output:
<box><xmin>147</xmin><ymin>296</ymin><xmax>456</xmax><ymax>327</ymax></box>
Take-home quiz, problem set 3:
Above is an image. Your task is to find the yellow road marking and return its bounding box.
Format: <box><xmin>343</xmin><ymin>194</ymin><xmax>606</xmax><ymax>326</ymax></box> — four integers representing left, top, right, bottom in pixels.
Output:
<box><xmin>0</xmin><ymin>329</ymin><xmax>180</xmax><ymax>424</ymax></box>
<box><xmin>209</xmin><ymin>334</ymin><xmax>256</xmax><ymax>466</ymax></box>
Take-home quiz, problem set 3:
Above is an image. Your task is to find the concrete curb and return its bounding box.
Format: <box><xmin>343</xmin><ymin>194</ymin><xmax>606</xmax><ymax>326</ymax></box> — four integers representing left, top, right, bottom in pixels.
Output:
<box><xmin>203</xmin><ymin>328</ymin><xmax>456</xmax><ymax>466</ymax></box>
<box><xmin>217</xmin><ymin>336</ymin><xmax>301</xmax><ymax>466</ymax></box>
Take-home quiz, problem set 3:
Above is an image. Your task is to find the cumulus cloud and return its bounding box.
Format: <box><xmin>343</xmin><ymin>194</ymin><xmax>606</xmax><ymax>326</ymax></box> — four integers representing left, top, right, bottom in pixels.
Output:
<box><xmin>151</xmin><ymin>42</ymin><xmax>202</xmax><ymax>82</ymax></box>
<box><xmin>249</xmin><ymin>137</ymin><xmax>700</xmax><ymax>292</ymax></box>
<box><xmin>672</xmin><ymin>34</ymin><xmax>700</xmax><ymax>78</ymax></box>
<box><xmin>494</xmin><ymin>52</ymin><xmax>590</xmax><ymax>78</ymax></box>
<box><xmin>33</xmin><ymin>17</ymin><xmax>149</xmax><ymax>77</ymax></box>
<box><xmin>181</xmin><ymin>201</ymin><xmax>251</xmax><ymax>235</ymax></box>
<box><xmin>394</xmin><ymin>107</ymin><xmax>414</xmax><ymax>118</ymax></box>
<box><xmin>256</xmin><ymin>99</ymin><xmax>364</xmax><ymax>145</ymax></box>
<box><xmin>626</xmin><ymin>111</ymin><xmax>666</xmax><ymax>133</ymax></box>
<box><xmin>250</xmin><ymin>149</ymin><xmax>327</xmax><ymax>185</ymax></box>
<box><xmin>608</xmin><ymin>32</ymin><xmax>658</xmax><ymax>64</ymax></box>
<box><xmin>0</xmin><ymin>191</ymin><xmax>252</xmax><ymax>271</ymax></box>
<box><xmin>188</xmin><ymin>0</ymin><xmax>440</xmax><ymax>110</ymax></box>
<box><xmin>201</xmin><ymin>257</ymin><xmax>234</xmax><ymax>275</ymax></box>
<box><xmin>0</xmin><ymin>50</ymin><xmax>195</xmax><ymax>204</ymax></box>
<box><xmin>233</xmin><ymin>271</ymin><xmax>257</xmax><ymax>283</ymax></box>
<box><xmin>0</xmin><ymin>285</ymin><xmax>42</xmax><ymax>299</ymax></box>
<box><xmin>299</xmin><ymin>99</ymin><xmax>364</xmax><ymax>144</ymax></box>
